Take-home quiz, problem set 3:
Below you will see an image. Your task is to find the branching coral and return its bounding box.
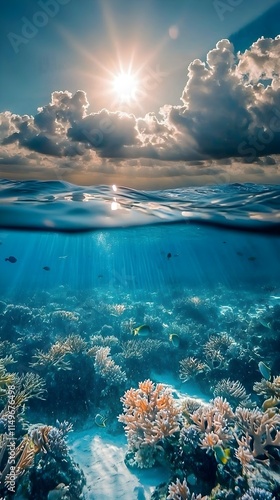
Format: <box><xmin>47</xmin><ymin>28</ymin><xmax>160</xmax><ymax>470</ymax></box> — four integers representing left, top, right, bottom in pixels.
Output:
<box><xmin>0</xmin><ymin>373</ymin><xmax>46</xmax><ymax>421</ymax></box>
<box><xmin>234</xmin><ymin>433</ymin><xmax>254</xmax><ymax>474</ymax></box>
<box><xmin>51</xmin><ymin>310</ymin><xmax>80</xmax><ymax>324</ymax></box>
<box><xmin>213</xmin><ymin>379</ymin><xmax>251</xmax><ymax>408</ymax></box>
<box><xmin>63</xmin><ymin>334</ymin><xmax>87</xmax><ymax>354</ymax></box>
<box><xmin>0</xmin><ymin>341</ymin><xmax>21</xmax><ymax>360</ymax></box>
<box><xmin>190</xmin><ymin>397</ymin><xmax>233</xmax><ymax>454</ymax></box>
<box><xmin>13</xmin><ymin>373</ymin><xmax>46</xmax><ymax>407</ymax></box>
<box><xmin>89</xmin><ymin>335</ymin><xmax>119</xmax><ymax>350</ymax></box>
<box><xmin>30</xmin><ymin>342</ymin><xmax>72</xmax><ymax>371</ymax></box>
<box><xmin>167</xmin><ymin>478</ymin><xmax>208</xmax><ymax>500</ymax></box>
<box><xmin>94</xmin><ymin>347</ymin><xmax>127</xmax><ymax>387</ymax></box>
<box><xmin>253</xmin><ymin>376</ymin><xmax>280</xmax><ymax>405</ymax></box>
<box><xmin>0</xmin><ymin>420</ymin><xmax>73</xmax><ymax>492</ymax></box>
<box><xmin>240</xmin><ymin>487</ymin><xmax>275</xmax><ymax>500</ymax></box>
<box><xmin>181</xmin><ymin>398</ymin><xmax>201</xmax><ymax>418</ymax></box>
<box><xmin>202</xmin><ymin>334</ymin><xmax>233</xmax><ymax>369</ymax></box>
<box><xmin>119</xmin><ymin>380</ymin><xmax>180</xmax><ymax>467</ymax></box>
<box><xmin>0</xmin><ymin>427</ymin><xmax>48</xmax><ymax>489</ymax></box>
<box><xmin>0</xmin><ymin>434</ymin><xmax>37</xmax><ymax>489</ymax></box>
<box><xmin>29</xmin><ymin>420</ymin><xmax>72</xmax><ymax>458</ymax></box>
<box><xmin>235</xmin><ymin>407</ymin><xmax>280</xmax><ymax>458</ymax></box>
<box><xmin>111</xmin><ymin>304</ymin><xmax>126</xmax><ymax>315</ymax></box>
<box><xmin>0</xmin><ymin>367</ymin><xmax>47</xmax><ymax>491</ymax></box>
<box><xmin>179</xmin><ymin>357</ymin><xmax>208</xmax><ymax>382</ymax></box>
<box><xmin>167</xmin><ymin>478</ymin><xmax>189</xmax><ymax>500</ymax></box>
<box><xmin>0</xmin><ymin>360</ymin><xmax>15</xmax><ymax>396</ymax></box>
<box><xmin>203</xmin><ymin>334</ymin><xmax>234</xmax><ymax>357</ymax></box>
<box><xmin>121</xmin><ymin>339</ymin><xmax>163</xmax><ymax>360</ymax></box>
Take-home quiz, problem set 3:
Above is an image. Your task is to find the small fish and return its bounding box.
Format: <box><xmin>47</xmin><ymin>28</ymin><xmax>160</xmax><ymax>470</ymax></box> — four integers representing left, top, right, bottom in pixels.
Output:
<box><xmin>236</xmin><ymin>251</ymin><xmax>243</xmax><ymax>256</ymax></box>
<box><xmin>259</xmin><ymin>319</ymin><xmax>271</xmax><ymax>330</ymax></box>
<box><xmin>43</xmin><ymin>266</ymin><xmax>50</xmax><ymax>271</ymax></box>
<box><xmin>133</xmin><ymin>325</ymin><xmax>152</xmax><ymax>337</ymax></box>
<box><xmin>94</xmin><ymin>414</ymin><xmax>107</xmax><ymax>427</ymax></box>
<box><xmin>258</xmin><ymin>361</ymin><xmax>271</xmax><ymax>381</ymax></box>
<box><xmin>5</xmin><ymin>256</ymin><xmax>17</xmax><ymax>263</ymax></box>
<box><xmin>169</xmin><ymin>333</ymin><xmax>180</xmax><ymax>348</ymax></box>
<box><xmin>58</xmin><ymin>255</ymin><xmax>68</xmax><ymax>259</ymax></box>
<box><xmin>213</xmin><ymin>445</ymin><xmax>231</xmax><ymax>465</ymax></box>
<box><xmin>167</xmin><ymin>253</ymin><xmax>172</xmax><ymax>259</ymax></box>
<box><xmin>248</xmin><ymin>256</ymin><xmax>256</xmax><ymax>261</ymax></box>
<box><xmin>98</xmin><ymin>274</ymin><xmax>103</xmax><ymax>278</ymax></box>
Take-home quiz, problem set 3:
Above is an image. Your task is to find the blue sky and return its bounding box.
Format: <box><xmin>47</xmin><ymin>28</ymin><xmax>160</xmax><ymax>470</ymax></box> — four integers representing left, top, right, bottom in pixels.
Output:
<box><xmin>0</xmin><ymin>0</ymin><xmax>280</xmax><ymax>188</ymax></box>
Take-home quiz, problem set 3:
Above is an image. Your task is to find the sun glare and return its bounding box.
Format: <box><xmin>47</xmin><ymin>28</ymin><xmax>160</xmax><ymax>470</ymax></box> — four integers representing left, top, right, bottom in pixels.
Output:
<box><xmin>113</xmin><ymin>72</ymin><xmax>138</xmax><ymax>102</ymax></box>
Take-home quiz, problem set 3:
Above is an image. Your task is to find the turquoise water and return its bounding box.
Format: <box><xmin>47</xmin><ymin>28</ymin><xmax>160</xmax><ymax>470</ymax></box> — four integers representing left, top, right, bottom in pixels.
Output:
<box><xmin>0</xmin><ymin>180</ymin><xmax>280</xmax><ymax>499</ymax></box>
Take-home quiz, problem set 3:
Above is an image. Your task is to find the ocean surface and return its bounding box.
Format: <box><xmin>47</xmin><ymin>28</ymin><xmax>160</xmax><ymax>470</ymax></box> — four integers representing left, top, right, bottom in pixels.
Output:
<box><xmin>0</xmin><ymin>179</ymin><xmax>280</xmax><ymax>499</ymax></box>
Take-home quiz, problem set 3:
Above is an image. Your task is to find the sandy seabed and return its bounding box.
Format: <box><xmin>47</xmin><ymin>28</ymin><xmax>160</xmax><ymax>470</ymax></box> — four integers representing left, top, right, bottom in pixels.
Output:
<box><xmin>69</xmin><ymin>428</ymin><xmax>168</xmax><ymax>500</ymax></box>
<box><xmin>68</xmin><ymin>377</ymin><xmax>208</xmax><ymax>499</ymax></box>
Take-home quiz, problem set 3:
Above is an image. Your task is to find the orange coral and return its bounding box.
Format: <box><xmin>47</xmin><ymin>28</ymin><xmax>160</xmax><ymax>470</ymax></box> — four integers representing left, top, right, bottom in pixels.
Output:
<box><xmin>190</xmin><ymin>398</ymin><xmax>233</xmax><ymax>453</ymax></box>
<box><xmin>119</xmin><ymin>380</ymin><xmax>180</xmax><ymax>455</ymax></box>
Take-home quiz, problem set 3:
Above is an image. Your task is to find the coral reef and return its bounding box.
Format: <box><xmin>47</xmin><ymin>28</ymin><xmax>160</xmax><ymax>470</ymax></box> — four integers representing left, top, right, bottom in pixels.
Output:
<box><xmin>253</xmin><ymin>376</ymin><xmax>280</xmax><ymax>406</ymax></box>
<box><xmin>235</xmin><ymin>407</ymin><xmax>280</xmax><ymax>458</ymax></box>
<box><xmin>179</xmin><ymin>357</ymin><xmax>208</xmax><ymax>383</ymax></box>
<box><xmin>94</xmin><ymin>346</ymin><xmax>127</xmax><ymax>388</ymax></box>
<box><xmin>167</xmin><ymin>478</ymin><xmax>207</xmax><ymax>500</ymax></box>
<box><xmin>119</xmin><ymin>379</ymin><xmax>180</xmax><ymax>467</ymax></box>
<box><xmin>240</xmin><ymin>487</ymin><xmax>275</xmax><ymax>500</ymax></box>
<box><xmin>1</xmin><ymin>277</ymin><xmax>280</xmax><ymax>497</ymax></box>
<box><xmin>213</xmin><ymin>378</ymin><xmax>251</xmax><ymax>408</ymax></box>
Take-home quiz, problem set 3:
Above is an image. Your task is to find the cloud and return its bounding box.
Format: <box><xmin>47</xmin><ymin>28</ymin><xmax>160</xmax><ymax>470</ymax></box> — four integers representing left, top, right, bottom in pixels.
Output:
<box><xmin>237</xmin><ymin>35</ymin><xmax>280</xmax><ymax>83</ymax></box>
<box><xmin>0</xmin><ymin>35</ymin><xmax>280</xmax><ymax>186</ymax></box>
<box><xmin>67</xmin><ymin>109</ymin><xmax>140</xmax><ymax>156</ymax></box>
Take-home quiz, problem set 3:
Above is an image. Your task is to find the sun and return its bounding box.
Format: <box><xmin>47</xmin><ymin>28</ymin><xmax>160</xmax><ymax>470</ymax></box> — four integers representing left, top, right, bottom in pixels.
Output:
<box><xmin>113</xmin><ymin>72</ymin><xmax>138</xmax><ymax>103</ymax></box>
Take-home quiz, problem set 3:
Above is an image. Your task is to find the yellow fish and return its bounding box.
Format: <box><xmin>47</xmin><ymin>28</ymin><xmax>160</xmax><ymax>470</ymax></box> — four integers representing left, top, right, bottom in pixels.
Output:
<box><xmin>133</xmin><ymin>325</ymin><xmax>152</xmax><ymax>337</ymax></box>
<box><xmin>95</xmin><ymin>414</ymin><xmax>107</xmax><ymax>427</ymax></box>
<box><xmin>213</xmin><ymin>445</ymin><xmax>230</xmax><ymax>465</ymax></box>
<box><xmin>169</xmin><ymin>334</ymin><xmax>180</xmax><ymax>348</ymax></box>
<box><xmin>263</xmin><ymin>396</ymin><xmax>280</xmax><ymax>411</ymax></box>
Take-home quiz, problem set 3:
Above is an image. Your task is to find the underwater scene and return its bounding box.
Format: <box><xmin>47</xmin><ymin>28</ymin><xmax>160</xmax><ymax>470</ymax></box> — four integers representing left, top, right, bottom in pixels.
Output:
<box><xmin>0</xmin><ymin>180</ymin><xmax>280</xmax><ymax>500</ymax></box>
